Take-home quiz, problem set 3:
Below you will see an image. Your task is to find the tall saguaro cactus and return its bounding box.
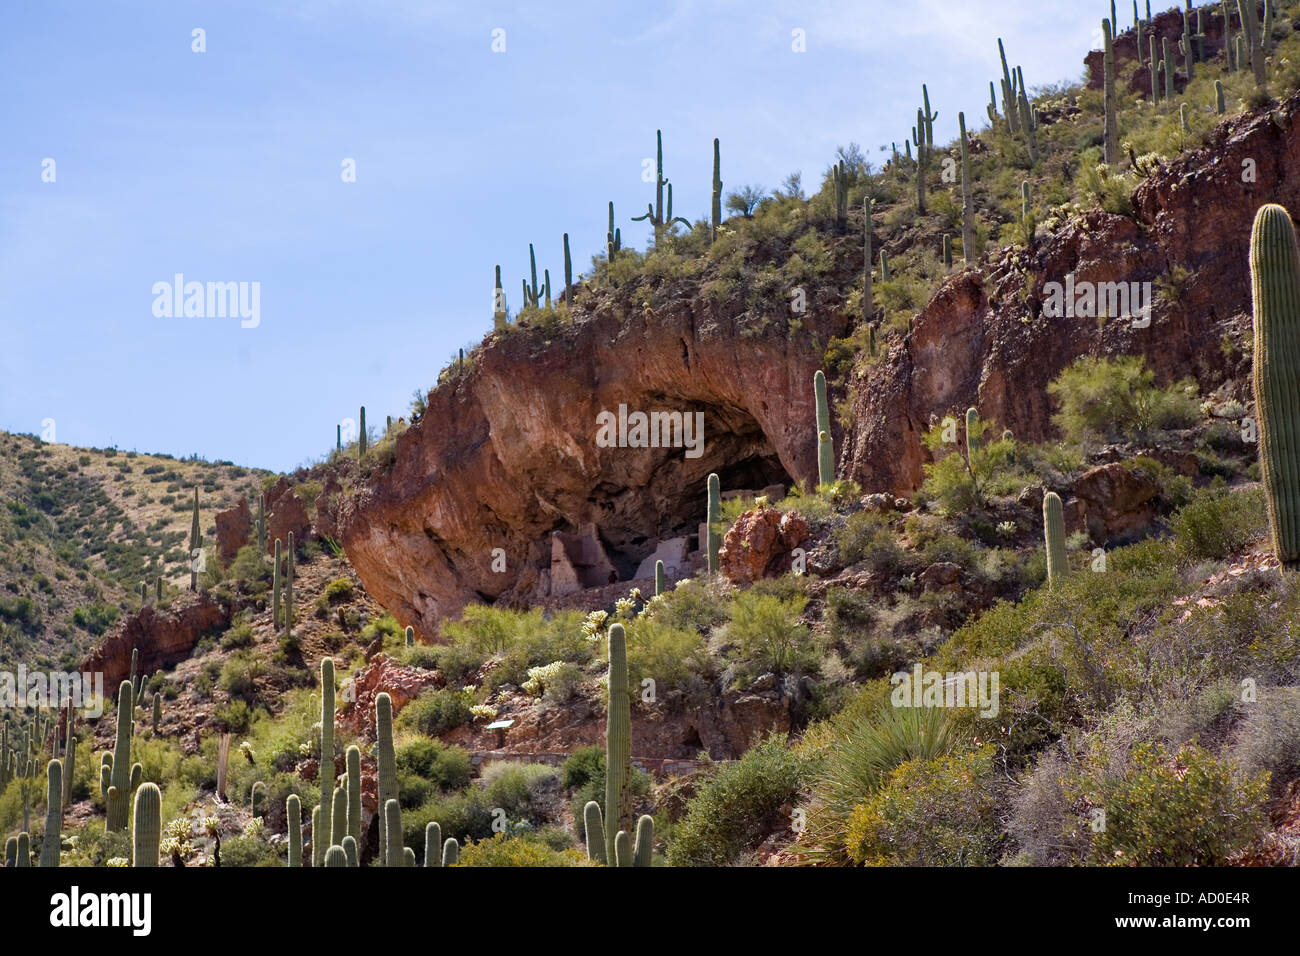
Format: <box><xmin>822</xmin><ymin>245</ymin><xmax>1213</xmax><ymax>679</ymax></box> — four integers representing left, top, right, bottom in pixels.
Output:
<box><xmin>346</xmin><ymin>745</ymin><xmax>362</xmax><ymax>843</ymax></box>
<box><xmin>1238</xmin><ymin>0</ymin><xmax>1266</xmax><ymax>85</ymax></box>
<box><xmin>584</xmin><ymin>800</ymin><xmax>607</xmax><ymax>863</ymax></box>
<box><xmin>603</xmin><ymin>623</ymin><xmax>631</xmax><ymax>865</ymax></box>
<box><xmin>1103</xmin><ymin>19</ymin><xmax>1119</xmax><ymax>166</ymax></box>
<box><xmin>39</xmin><ymin>760</ymin><xmax>62</xmax><ymax>867</ymax></box>
<box><xmin>958</xmin><ymin>113</ymin><xmax>975</xmax><ymax>262</ymax></box>
<box><xmin>318</xmin><ymin>658</ymin><xmax>335</xmax><ymax>851</ymax></box>
<box><xmin>384</xmin><ymin>799</ymin><xmax>405</xmax><ymax>867</ymax></box>
<box><xmin>1250</xmin><ymin>204</ymin><xmax>1300</xmax><ymax>569</ymax></box>
<box><xmin>189</xmin><ymin>488</ymin><xmax>200</xmax><ymax>591</ymax></box>
<box><xmin>1044</xmin><ymin>491</ymin><xmax>1069</xmax><ymax>586</ymax></box>
<box><xmin>632</xmin><ymin>129</ymin><xmax>690</xmax><ymax>245</ymax></box>
<box><xmin>706</xmin><ymin>473</ymin><xmax>721</xmax><ymax>573</ymax></box>
<box><xmin>998</xmin><ymin>38</ymin><xmax>1019</xmax><ymax>133</ymax></box>
<box><xmin>286</xmin><ymin>531</ymin><xmax>295</xmax><ymax>637</ymax></box>
<box><xmin>814</xmin><ymin>370</ymin><xmax>835</xmax><ymax>487</ymax></box>
<box><xmin>105</xmin><ymin>680</ymin><xmax>135</xmax><ymax>832</ymax></box>
<box><xmin>711</xmin><ymin>138</ymin><xmax>723</xmax><ymax>243</ymax></box>
<box><xmin>376</xmin><ymin>692</ymin><xmax>397</xmax><ymax>865</ymax></box>
<box><xmin>272</xmin><ymin>538</ymin><xmax>282</xmax><ymax>630</ymax></box>
<box><xmin>286</xmin><ymin>793</ymin><xmax>302</xmax><ymax>867</ymax></box>
<box><xmin>132</xmin><ymin>783</ymin><xmax>161</xmax><ymax>867</ymax></box>
<box><xmin>562</xmin><ymin>234</ymin><xmax>573</xmax><ymax>306</ymax></box>
<box><xmin>863</xmin><ymin>197</ymin><xmax>874</xmax><ymax>320</ymax></box>
<box><xmin>493</xmin><ymin>265</ymin><xmax>507</xmax><ymax>329</ymax></box>
<box><xmin>359</xmin><ymin>407</ymin><xmax>368</xmax><ymax>456</ymax></box>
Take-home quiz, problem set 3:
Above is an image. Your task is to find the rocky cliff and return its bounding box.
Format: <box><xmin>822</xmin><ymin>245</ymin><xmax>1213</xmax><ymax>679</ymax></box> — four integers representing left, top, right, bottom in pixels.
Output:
<box><xmin>336</xmin><ymin>302</ymin><xmax>847</xmax><ymax>638</ymax></box>
<box><xmin>336</xmin><ymin>86</ymin><xmax>1297</xmax><ymax>639</ymax></box>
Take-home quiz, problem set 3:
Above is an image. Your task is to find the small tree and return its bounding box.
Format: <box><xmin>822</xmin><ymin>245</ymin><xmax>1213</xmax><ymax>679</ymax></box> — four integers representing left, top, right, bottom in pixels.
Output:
<box><xmin>725</xmin><ymin>185</ymin><xmax>767</xmax><ymax>218</ymax></box>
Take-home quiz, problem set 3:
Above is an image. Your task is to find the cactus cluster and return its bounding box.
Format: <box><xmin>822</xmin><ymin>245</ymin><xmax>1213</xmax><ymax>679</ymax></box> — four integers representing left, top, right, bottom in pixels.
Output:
<box><xmin>102</xmin><ymin>680</ymin><xmax>143</xmax><ymax>832</ymax></box>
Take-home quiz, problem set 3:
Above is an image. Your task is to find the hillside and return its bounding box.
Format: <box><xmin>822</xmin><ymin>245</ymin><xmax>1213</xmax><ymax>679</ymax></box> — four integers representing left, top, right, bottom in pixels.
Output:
<box><xmin>4</xmin><ymin>0</ymin><xmax>1300</xmax><ymax>875</ymax></box>
<box><xmin>0</xmin><ymin>431</ymin><xmax>271</xmax><ymax>671</ymax></box>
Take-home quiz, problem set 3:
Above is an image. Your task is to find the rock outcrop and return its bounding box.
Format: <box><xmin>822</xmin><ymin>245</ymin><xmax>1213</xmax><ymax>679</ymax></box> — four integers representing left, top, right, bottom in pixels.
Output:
<box><xmin>82</xmin><ymin>592</ymin><xmax>229</xmax><ymax>689</ymax></box>
<box><xmin>719</xmin><ymin>508</ymin><xmax>811</xmax><ymax>584</ymax></box>
<box><xmin>214</xmin><ymin>497</ymin><xmax>251</xmax><ymax>565</ymax></box>
<box><xmin>336</xmin><ymin>303</ymin><xmax>846</xmax><ymax>637</ymax></box>
<box><xmin>845</xmin><ymin>90</ymin><xmax>1299</xmax><ymax>496</ymax></box>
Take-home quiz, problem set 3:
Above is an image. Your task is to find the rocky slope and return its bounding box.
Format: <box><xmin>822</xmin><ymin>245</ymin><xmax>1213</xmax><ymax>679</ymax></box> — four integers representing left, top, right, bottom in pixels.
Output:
<box><xmin>332</xmin><ymin>90</ymin><xmax>1294</xmax><ymax>640</ymax></box>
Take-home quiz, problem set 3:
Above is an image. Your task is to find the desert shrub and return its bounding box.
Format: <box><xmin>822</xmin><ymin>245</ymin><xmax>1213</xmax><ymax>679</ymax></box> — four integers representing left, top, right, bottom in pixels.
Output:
<box><xmin>227</xmin><ymin>545</ymin><xmax>269</xmax><ymax>588</ymax></box>
<box><xmin>323</xmin><ymin>578</ymin><xmax>354</xmax><ymax>603</ymax></box>
<box><xmin>1172</xmin><ymin>486</ymin><xmax>1268</xmax><ymax>560</ymax></box>
<box><xmin>221</xmin><ymin>622</ymin><xmax>255</xmax><ymax>651</ymax></box>
<box><xmin>1230</xmin><ymin>686</ymin><xmax>1300</xmax><ymax>802</ymax></box>
<box><xmin>803</xmin><ymin>703</ymin><xmax>960</xmax><ymax>861</ymax></box>
<box><xmin>521</xmin><ymin>660</ymin><xmax>584</xmax><ymax>702</ymax></box>
<box><xmin>844</xmin><ymin>745</ymin><xmax>1000</xmax><ymax>865</ymax></box>
<box><xmin>834</xmin><ymin>511</ymin><xmax>906</xmax><ymax>571</ymax></box>
<box><xmin>1071</xmin><ymin>740</ymin><xmax>1268</xmax><ymax>866</ymax></box>
<box><xmin>456</xmin><ymin>832</ymin><xmax>590</xmax><ymax>867</ymax></box>
<box><xmin>622</xmin><ymin>615</ymin><xmax>710</xmax><ymax>696</ymax></box>
<box><xmin>404</xmin><ymin>788</ymin><xmax>496</xmax><ymax>847</ymax></box>
<box><xmin>645</xmin><ymin>576</ymin><xmax>729</xmax><ymax>635</ymax></box>
<box><xmin>221</xmin><ymin>833</ymin><xmax>282</xmax><ymax>867</ymax></box>
<box><xmin>721</xmin><ymin>590</ymin><xmax>816</xmax><ymax>680</ymax></box>
<box><xmin>396</xmin><ymin>687</ymin><xmax>474</xmax><ymax>736</ymax></box>
<box><xmin>666</xmin><ymin>736</ymin><xmax>811</xmax><ymax>867</ymax></box>
<box><xmin>396</xmin><ymin>738</ymin><xmax>471</xmax><ymax>792</ymax></box>
<box><xmin>1048</xmin><ymin>355</ymin><xmax>1198</xmax><ymax>445</ymax></box>
<box><xmin>219</xmin><ymin>653</ymin><xmax>263</xmax><ymax>703</ymax></box>
<box><xmin>72</xmin><ymin>602</ymin><xmax>119</xmax><ymax>635</ymax></box>
<box><xmin>561</xmin><ymin>745</ymin><xmax>604</xmax><ymax>791</ymax></box>
<box><xmin>479</xmin><ymin>762</ymin><xmax>562</xmax><ymax>825</ymax></box>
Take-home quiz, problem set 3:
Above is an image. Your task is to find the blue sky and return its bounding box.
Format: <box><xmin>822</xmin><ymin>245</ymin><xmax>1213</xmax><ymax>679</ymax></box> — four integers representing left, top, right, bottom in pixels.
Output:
<box><xmin>0</xmin><ymin>0</ymin><xmax>1106</xmax><ymax>472</ymax></box>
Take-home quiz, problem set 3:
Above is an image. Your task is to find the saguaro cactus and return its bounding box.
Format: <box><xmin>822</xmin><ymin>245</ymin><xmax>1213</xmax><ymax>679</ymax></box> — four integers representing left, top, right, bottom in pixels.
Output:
<box><xmin>311</xmin><ymin>805</ymin><xmax>323</xmax><ymax>867</ymax></box>
<box><xmin>106</xmin><ymin>680</ymin><xmax>134</xmax><ymax>832</ymax></box>
<box><xmin>863</xmin><ymin>197</ymin><xmax>874</xmax><ymax>319</ymax></box>
<box><xmin>62</xmin><ymin>732</ymin><xmax>75</xmax><ymax>811</ymax></box>
<box><xmin>132</xmin><ymin>783</ymin><xmax>161</xmax><ymax>867</ymax></box>
<box><xmin>1103</xmin><ymin>20</ymin><xmax>1119</xmax><ymax>165</ymax></box>
<box><xmin>632</xmin><ymin>129</ymin><xmax>690</xmax><ymax>245</ymax></box>
<box><xmin>330</xmin><ymin>785</ymin><xmax>347</xmax><ymax>848</ymax></box>
<box><xmin>1044</xmin><ymin>491</ymin><xmax>1069</xmax><ymax>585</ymax></box>
<box><xmin>342</xmin><ymin>835</ymin><xmax>358</xmax><ymax>867</ymax></box>
<box><xmin>151</xmin><ymin>693</ymin><xmax>161</xmax><ymax>735</ymax></box>
<box><xmin>966</xmin><ymin>408</ymin><xmax>981</xmax><ymax>460</ymax></box>
<box><xmin>563</xmin><ymin>234</ymin><xmax>573</xmax><ymax>306</ymax></box>
<box><xmin>346</xmin><ymin>745</ymin><xmax>361</xmax><ymax>844</ymax></box>
<box><xmin>442</xmin><ymin>838</ymin><xmax>459</xmax><ymax>866</ymax></box>
<box><xmin>384</xmin><ymin>799</ymin><xmax>405</xmax><ymax>867</ymax></box>
<box><xmin>614</xmin><ymin>829</ymin><xmax>633</xmax><ymax>867</ymax></box>
<box><xmin>286</xmin><ymin>531</ymin><xmax>295</xmax><ymax>637</ymax></box>
<box><xmin>814</xmin><ymin>370</ymin><xmax>835</xmax><ymax>487</ymax></box>
<box><xmin>711</xmin><ymin>138</ymin><xmax>723</xmax><ymax>243</ymax></box>
<box><xmin>654</xmin><ymin>560</ymin><xmax>666</xmax><ymax>597</ymax></box>
<box><xmin>633</xmin><ymin>813</ymin><xmax>655</xmax><ymax>867</ymax></box>
<box><xmin>493</xmin><ymin>264</ymin><xmax>507</xmax><ymax>329</ymax></box>
<box><xmin>15</xmin><ymin>832</ymin><xmax>30</xmax><ymax>867</ymax></box>
<box><xmin>189</xmin><ymin>488</ymin><xmax>200</xmax><ymax>591</ymax></box>
<box><xmin>1250</xmin><ymin>204</ymin><xmax>1300</xmax><ymax>569</ymax></box>
<box><xmin>604</xmin><ymin>623</ymin><xmax>630</xmax><ymax>865</ymax></box>
<box><xmin>376</xmin><ymin>693</ymin><xmax>397</xmax><ymax>865</ymax></box>
<box><xmin>272</xmin><ymin>538</ymin><xmax>281</xmax><ymax>630</ymax></box>
<box><xmin>706</xmin><ymin>473</ymin><xmax>721</xmax><ymax>573</ymax></box>
<box><xmin>1238</xmin><ymin>0</ymin><xmax>1266</xmax><ymax>85</ymax></box>
<box><xmin>424</xmin><ymin>822</ymin><xmax>443</xmax><ymax>867</ymax></box>
<box><xmin>324</xmin><ymin>845</ymin><xmax>349</xmax><ymax>868</ymax></box>
<box><xmin>319</xmin><ymin>658</ymin><xmax>335</xmax><ymax>847</ymax></box>
<box><xmin>958</xmin><ymin>113</ymin><xmax>975</xmax><ymax>262</ymax></box>
<box><xmin>1216</xmin><ymin>79</ymin><xmax>1226</xmax><ymax>114</ymax></box>
<box><xmin>40</xmin><ymin>760</ymin><xmax>62</xmax><ymax>867</ymax></box>
<box><xmin>998</xmin><ymin>38</ymin><xmax>1019</xmax><ymax>133</ymax></box>
<box><xmin>286</xmin><ymin>793</ymin><xmax>302</xmax><ymax>867</ymax></box>
<box><xmin>584</xmin><ymin>800</ymin><xmax>607</xmax><ymax>863</ymax></box>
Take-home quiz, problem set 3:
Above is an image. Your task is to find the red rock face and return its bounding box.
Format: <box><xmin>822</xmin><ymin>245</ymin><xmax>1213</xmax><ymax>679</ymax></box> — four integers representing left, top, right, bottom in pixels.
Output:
<box><xmin>265</xmin><ymin>476</ymin><xmax>310</xmax><ymax>553</ymax></box>
<box><xmin>81</xmin><ymin>592</ymin><xmax>229</xmax><ymax>689</ymax></box>
<box><xmin>335</xmin><ymin>304</ymin><xmax>846</xmax><ymax>637</ymax></box>
<box><xmin>719</xmin><ymin>508</ymin><xmax>811</xmax><ymax>585</ymax></box>
<box><xmin>337</xmin><ymin>655</ymin><xmax>444</xmax><ymax>738</ymax></box>
<box><xmin>847</xmin><ymin>92</ymin><xmax>1299</xmax><ymax>496</ymax></box>
<box><xmin>214</xmin><ymin>497</ymin><xmax>251</xmax><ymax>565</ymax></box>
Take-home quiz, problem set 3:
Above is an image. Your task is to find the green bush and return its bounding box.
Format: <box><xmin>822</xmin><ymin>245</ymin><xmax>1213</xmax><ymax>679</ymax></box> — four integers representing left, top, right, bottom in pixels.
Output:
<box><xmin>844</xmin><ymin>745</ymin><xmax>1000</xmax><ymax>865</ymax></box>
<box><xmin>722</xmin><ymin>590</ymin><xmax>816</xmax><ymax>680</ymax></box>
<box><xmin>396</xmin><ymin>738</ymin><xmax>471</xmax><ymax>792</ymax></box>
<box><xmin>323</xmin><ymin>578</ymin><xmax>354</xmax><ymax>603</ymax></box>
<box><xmin>456</xmin><ymin>832</ymin><xmax>590</xmax><ymax>867</ymax></box>
<box><xmin>396</xmin><ymin>687</ymin><xmax>474</xmax><ymax>737</ymax></box>
<box><xmin>479</xmin><ymin>762</ymin><xmax>561</xmax><ymax>825</ymax></box>
<box><xmin>1047</xmin><ymin>355</ymin><xmax>1199</xmax><ymax>445</ymax></box>
<box><xmin>1073</xmin><ymin>741</ymin><xmax>1268</xmax><ymax>866</ymax></box>
<box><xmin>666</xmin><ymin>736</ymin><xmax>811</xmax><ymax>867</ymax></box>
<box><xmin>1172</xmin><ymin>486</ymin><xmax>1268</xmax><ymax>560</ymax></box>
